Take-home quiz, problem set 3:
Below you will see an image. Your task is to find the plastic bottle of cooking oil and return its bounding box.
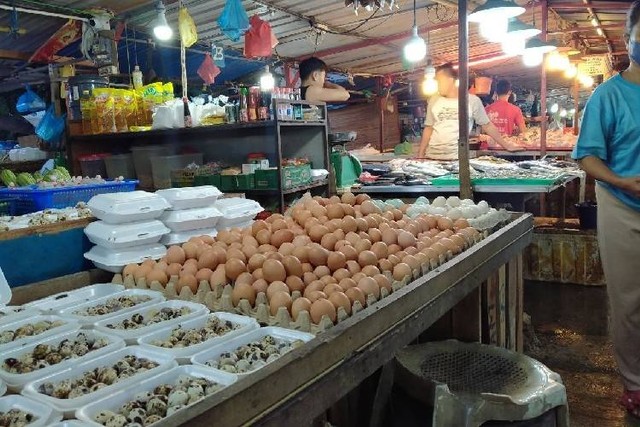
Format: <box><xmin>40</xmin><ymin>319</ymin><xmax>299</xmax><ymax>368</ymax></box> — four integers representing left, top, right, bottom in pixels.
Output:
<box><xmin>132</xmin><ymin>65</ymin><xmax>143</xmax><ymax>90</ymax></box>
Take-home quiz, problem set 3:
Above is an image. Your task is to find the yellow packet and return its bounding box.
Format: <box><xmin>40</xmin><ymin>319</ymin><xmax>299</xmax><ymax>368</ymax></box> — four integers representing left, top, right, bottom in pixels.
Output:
<box><xmin>93</xmin><ymin>88</ymin><xmax>116</xmax><ymax>134</ymax></box>
<box><xmin>163</xmin><ymin>82</ymin><xmax>175</xmax><ymax>102</ymax></box>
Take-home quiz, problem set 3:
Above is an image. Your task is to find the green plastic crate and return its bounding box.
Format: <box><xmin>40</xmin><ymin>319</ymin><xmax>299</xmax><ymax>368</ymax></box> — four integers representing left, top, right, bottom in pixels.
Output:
<box><xmin>255</xmin><ymin>165</ymin><xmax>312</xmax><ymax>190</ymax></box>
<box><xmin>220</xmin><ymin>174</ymin><xmax>255</xmax><ymax>191</ymax></box>
<box><xmin>193</xmin><ymin>174</ymin><xmax>222</xmax><ymax>188</ymax></box>
<box><xmin>255</xmin><ymin>169</ymin><xmax>278</xmax><ymax>190</ymax></box>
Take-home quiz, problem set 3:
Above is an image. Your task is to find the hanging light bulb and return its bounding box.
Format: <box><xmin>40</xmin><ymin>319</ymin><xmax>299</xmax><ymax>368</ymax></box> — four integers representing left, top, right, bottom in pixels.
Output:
<box><xmin>569</xmin><ymin>108</ymin><xmax>576</xmax><ymax>115</ymax></box>
<box><xmin>425</xmin><ymin>62</ymin><xmax>436</xmax><ymax>79</ymax></box>
<box><xmin>523</xmin><ymin>50</ymin><xmax>543</xmax><ymax>67</ymax></box>
<box><xmin>522</xmin><ymin>37</ymin><xmax>556</xmax><ymax>67</ymax></box>
<box><xmin>422</xmin><ymin>77</ymin><xmax>438</xmax><ymax>96</ymax></box>
<box><xmin>564</xmin><ymin>64</ymin><xmax>578</xmax><ymax>78</ymax></box>
<box><xmin>153</xmin><ymin>1</ymin><xmax>172</xmax><ymax>41</ymax></box>
<box><xmin>578</xmin><ymin>73</ymin><xmax>594</xmax><ymax>87</ymax></box>
<box><xmin>501</xmin><ymin>37</ymin><xmax>526</xmax><ymax>55</ymax></box>
<box><xmin>550</xmin><ymin>103</ymin><xmax>559</xmax><ymax>114</ymax></box>
<box><xmin>479</xmin><ymin>17</ymin><xmax>509</xmax><ymax>42</ymax></box>
<box><xmin>505</xmin><ymin>18</ymin><xmax>541</xmax><ymax>39</ymax></box>
<box><xmin>404</xmin><ymin>26</ymin><xmax>427</xmax><ymax>63</ymax></box>
<box><xmin>468</xmin><ymin>0</ymin><xmax>525</xmax><ymax>23</ymax></box>
<box><xmin>546</xmin><ymin>52</ymin><xmax>570</xmax><ymax>71</ymax></box>
<box><xmin>403</xmin><ymin>0</ymin><xmax>427</xmax><ymax>63</ymax></box>
<box><xmin>260</xmin><ymin>66</ymin><xmax>275</xmax><ymax>91</ymax></box>
<box><xmin>559</xmin><ymin>108</ymin><xmax>567</xmax><ymax>118</ymax></box>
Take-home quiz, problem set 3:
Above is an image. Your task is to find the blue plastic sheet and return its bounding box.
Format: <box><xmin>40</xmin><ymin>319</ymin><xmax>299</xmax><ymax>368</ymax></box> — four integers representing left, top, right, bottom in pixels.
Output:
<box><xmin>217</xmin><ymin>0</ymin><xmax>250</xmax><ymax>42</ymax></box>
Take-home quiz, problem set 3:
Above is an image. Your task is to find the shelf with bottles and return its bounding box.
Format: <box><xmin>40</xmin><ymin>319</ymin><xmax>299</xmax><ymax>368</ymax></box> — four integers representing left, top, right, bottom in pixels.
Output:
<box><xmin>273</xmin><ymin>99</ymin><xmax>326</xmax><ymax>124</ymax></box>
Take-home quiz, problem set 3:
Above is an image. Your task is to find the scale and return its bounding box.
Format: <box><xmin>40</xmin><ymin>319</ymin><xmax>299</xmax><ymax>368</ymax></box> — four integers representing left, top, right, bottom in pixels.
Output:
<box><xmin>329</xmin><ymin>132</ymin><xmax>362</xmax><ymax>189</ymax></box>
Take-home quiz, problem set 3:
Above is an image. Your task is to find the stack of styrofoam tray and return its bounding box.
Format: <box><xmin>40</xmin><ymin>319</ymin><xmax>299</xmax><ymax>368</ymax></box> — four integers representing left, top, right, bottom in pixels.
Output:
<box><xmin>0</xmin><ymin>395</ymin><xmax>62</xmax><ymax>427</ymax></box>
<box><xmin>160</xmin><ymin>206</ymin><xmax>222</xmax><ymax>232</ymax></box>
<box><xmin>214</xmin><ymin>198</ymin><xmax>263</xmax><ymax>230</ymax></box>
<box><xmin>23</xmin><ymin>284</ymin><xmax>124</xmax><ymax>314</ymax></box>
<box><xmin>0</xmin><ymin>330</ymin><xmax>125</xmax><ymax>392</ymax></box>
<box><xmin>138</xmin><ymin>312</ymin><xmax>259</xmax><ymax>364</ymax></box>
<box><xmin>57</xmin><ymin>289</ymin><xmax>165</xmax><ymax>326</ymax></box>
<box><xmin>160</xmin><ymin>228</ymin><xmax>218</xmax><ymax>246</ymax></box>
<box><xmin>0</xmin><ymin>306</ymin><xmax>41</xmax><ymax>326</ymax></box>
<box><xmin>93</xmin><ymin>300</ymin><xmax>209</xmax><ymax>345</ymax></box>
<box><xmin>85</xmin><ymin>192</ymin><xmax>171</xmax><ymax>272</ymax></box>
<box><xmin>190</xmin><ymin>327</ymin><xmax>314</xmax><ymax>377</ymax></box>
<box><xmin>156</xmin><ymin>186</ymin><xmax>223</xmax><ymax>210</ymax></box>
<box><xmin>75</xmin><ymin>365</ymin><xmax>236</xmax><ymax>427</ymax></box>
<box><xmin>22</xmin><ymin>346</ymin><xmax>177</xmax><ymax>418</ymax></box>
<box><xmin>0</xmin><ymin>315</ymin><xmax>80</xmax><ymax>352</ymax></box>
<box><xmin>47</xmin><ymin>421</ymin><xmax>92</xmax><ymax>427</ymax></box>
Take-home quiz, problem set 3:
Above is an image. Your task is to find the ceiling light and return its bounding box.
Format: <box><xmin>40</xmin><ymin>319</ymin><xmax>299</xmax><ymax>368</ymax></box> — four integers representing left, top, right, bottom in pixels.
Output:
<box><xmin>422</xmin><ymin>77</ymin><xmax>438</xmax><ymax>96</ymax></box>
<box><xmin>425</xmin><ymin>62</ymin><xmax>436</xmax><ymax>79</ymax></box>
<box><xmin>579</xmin><ymin>73</ymin><xmax>594</xmax><ymax>87</ymax></box>
<box><xmin>523</xmin><ymin>50</ymin><xmax>543</xmax><ymax>67</ymax></box>
<box><xmin>564</xmin><ymin>64</ymin><xmax>578</xmax><ymax>78</ymax></box>
<box><xmin>550</xmin><ymin>103</ymin><xmax>559</xmax><ymax>114</ymax></box>
<box><xmin>523</xmin><ymin>37</ymin><xmax>557</xmax><ymax>55</ymax></box>
<box><xmin>479</xmin><ymin>17</ymin><xmax>509</xmax><ymax>42</ymax></box>
<box><xmin>569</xmin><ymin>108</ymin><xmax>576</xmax><ymax>114</ymax></box>
<box><xmin>468</xmin><ymin>0</ymin><xmax>525</xmax><ymax>23</ymax></box>
<box><xmin>502</xmin><ymin>37</ymin><xmax>526</xmax><ymax>55</ymax></box>
<box><xmin>596</xmin><ymin>27</ymin><xmax>604</xmax><ymax>36</ymax></box>
<box><xmin>260</xmin><ymin>66</ymin><xmax>275</xmax><ymax>91</ymax></box>
<box><xmin>559</xmin><ymin>108</ymin><xmax>567</xmax><ymax>118</ymax></box>
<box><xmin>546</xmin><ymin>52</ymin><xmax>570</xmax><ymax>70</ymax></box>
<box><xmin>404</xmin><ymin>26</ymin><xmax>427</xmax><ymax>63</ymax></box>
<box><xmin>591</xmin><ymin>17</ymin><xmax>598</xmax><ymax>27</ymax></box>
<box><xmin>153</xmin><ymin>1</ymin><xmax>172</xmax><ymax>41</ymax></box>
<box><xmin>505</xmin><ymin>18</ymin><xmax>541</xmax><ymax>40</ymax></box>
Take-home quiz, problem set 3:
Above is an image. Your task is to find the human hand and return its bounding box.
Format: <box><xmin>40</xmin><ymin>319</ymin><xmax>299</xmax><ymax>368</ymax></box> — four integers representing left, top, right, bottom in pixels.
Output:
<box><xmin>617</xmin><ymin>177</ymin><xmax>640</xmax><ymax>198</ymax></box>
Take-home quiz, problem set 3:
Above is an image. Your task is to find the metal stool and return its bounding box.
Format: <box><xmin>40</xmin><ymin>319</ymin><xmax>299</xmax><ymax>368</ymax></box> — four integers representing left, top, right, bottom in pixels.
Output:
<box><xmin>394</xmin><ymin>340</ymin><xmax>570</xmax><ymax>427</ymax></box>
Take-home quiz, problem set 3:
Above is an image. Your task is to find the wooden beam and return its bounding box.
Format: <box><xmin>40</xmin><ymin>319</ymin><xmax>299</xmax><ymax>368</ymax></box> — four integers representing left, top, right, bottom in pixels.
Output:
<box><xmin>0</xmin><ymin>50</ymin><xmax>30</xmax><ymax>61</ymax></box>
<box><xmin>550</xmin><ymin>1</ymin><xmax>630</xmax><ymax>10</ymax></box>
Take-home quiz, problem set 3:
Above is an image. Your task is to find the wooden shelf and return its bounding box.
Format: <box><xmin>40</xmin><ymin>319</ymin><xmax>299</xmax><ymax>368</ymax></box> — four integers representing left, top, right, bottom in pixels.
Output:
<box><xmin>244</xmin><ymin>178</ymin><xmax>329</xmax><ymax>196</ymax></box>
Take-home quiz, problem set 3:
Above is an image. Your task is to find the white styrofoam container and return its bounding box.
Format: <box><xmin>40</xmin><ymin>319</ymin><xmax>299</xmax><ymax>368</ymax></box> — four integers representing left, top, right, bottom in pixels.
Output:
<box><xmin>24</xmin><ymin>284</ymin><xmax>125</xmax><ymax>314</ymax></box>
<box><xmin>22</xmin><ymin>346</ymin><xmax>177</xmax><ymax>418</ymax></box>
<box><xmin>137</xmin><ymin>312</ymin><xmax>259</xmax><ymax>363</ymax></box>
<box><xmin>46</xmin><ymin>421</ymin><xmax>92</xmax><ymax>427</ymax></box>
<box><xmin>0</xmin><ymin>395</ymin><xmax>62</xmax><ymax>427</ymax></box>
<box><xmin>0</xmin><ymin>330</ymin><xmax>125</xmax><ymax>392</ymax></box>
<box><xmin>160</xmin><ymin>206</ymin><xmax>223</xmax><ymax>232</ymax></box>
<box><xmin>214</xmin><ymin>198</ymin><xmax>263</xmax><ymax>229</ymax></box>
<box><xmin>84</xmin><ymin>244</ymin><xmax>167</xmax><ymax>273</ymax></box>
<box><xmin>0</xmin><ymin>307</ymin><xmax>42</xmax><ymax>327</ymax></box>
<box><xmin>217</xmin><ymin>219</ymin><xmax>254</xmax><ymax>232</ymax></box>
<box><xmin>84</xmin><ymin>220</ymin><xmax>170</xmax><ymax>250</ymax></box>
<box><xmin>190</xmin><ymin>327</ymin><xmax>314</xmax><ymax>378</ymax></box>
<box><xmin>0</xmin><ymin>378</ymin><xmax>6</xmax><ymax>397</ymax></box>
<box><xmin>57</xmin><ymin>289</ymin><xmax>165</xmax><ymax>325</ymax></box>
<box><xmin>75</xmin><ymin>365</ymin><xmax>237</xmax><ymax>427</ymax></box>
<box><xmin>156</xmin><ymin>186</ymin><xmax>223</xmax><ymax>210</ymax></box>
<box><xmin>0</xmin><ymin>267</ymin><xmax>10</xmax><ymax>306</ymax></box>
<box><xmin>93</xmin><ymin>301</ymin><xmax>209</xmax><ymax>345</ymax></box>
<box><xmin>87</xmin><ymin>191</ymin><xmax>170</xmax><ymax>224</ymax></box>
<box><xmin>160</xmin><ymin>228</ymin><xmax>218</xmax><ymax>246</ymax></box>
<box><xmin>0</xmin><ymin>315</ymin><xmax>80</xmax><ymax>352</ymax></box>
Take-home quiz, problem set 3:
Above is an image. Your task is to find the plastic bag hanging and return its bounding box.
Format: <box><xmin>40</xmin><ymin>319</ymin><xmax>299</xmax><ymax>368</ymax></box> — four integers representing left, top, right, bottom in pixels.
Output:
<box><xmin>16</xmin><ymin>85</ymin><xmax>46</xmax><ymax>114</ymax></box>
<box><xmin>217</xmin><ymin>0</ymin><xmax>250</xmax><ymax>42</ymax></box>
<box><xmin>212</xmin><ymin>44</ymin><xmax>225</xmax><ymax>68</ymax></box>
<box><xmin>35</xmin><ymin>106</ymin><xmax>66</xmax><ymax>144</ymax></box>
<box><xmin>178</xmin><ymin>6</ymin><xmax>198</xmax><ymax>48</ymax></box>
<box><xmin>197</xmin><ymin>54</ymin><xmax>221</xmax><ymax>85</ymax></box>
<box><xmin>244</xmin><ymin>15</ymin><xmax>278</xmax><ymax>58</ymax></box>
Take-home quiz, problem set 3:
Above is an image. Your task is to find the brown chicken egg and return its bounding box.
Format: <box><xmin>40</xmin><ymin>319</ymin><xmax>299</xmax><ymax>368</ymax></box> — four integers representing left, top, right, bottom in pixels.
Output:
<box><xmin>291</xmin><ymin>297</ymin><xmax>312</xmax><ymax>321</ymax></box>
<box><xmin>270</xmin><ymin>291</ymin><xmax>292</xmax><ymax>316</ymax></box>
<box><xmin>310</xmin><ymin>298</ymin><xmax>337</xmax><ymax>324</ymax></box>
<box><xmin>232</xmin><ymin>283</ymin><xmax>256</xmax><ymax>306</ymax></box>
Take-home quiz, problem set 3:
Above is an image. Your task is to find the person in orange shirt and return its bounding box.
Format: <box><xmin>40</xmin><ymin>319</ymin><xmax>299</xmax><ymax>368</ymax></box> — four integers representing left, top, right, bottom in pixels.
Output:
<box><xmin>485</xmin><ymin>79</ymin><xmax>528</xmax><ymax>138</ymax></box>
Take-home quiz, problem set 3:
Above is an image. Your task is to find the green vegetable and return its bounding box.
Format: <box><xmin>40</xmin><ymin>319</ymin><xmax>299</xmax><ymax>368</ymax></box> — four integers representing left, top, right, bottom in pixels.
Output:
<box><xmin>0</xmin><ymin>169</ymin><xmax>17</xmax><ymax>187</ymax></box>
<box><xmin>16</xmin><ymin>172</ymin><xmax>36</xmax><ymax>186</ymax></box>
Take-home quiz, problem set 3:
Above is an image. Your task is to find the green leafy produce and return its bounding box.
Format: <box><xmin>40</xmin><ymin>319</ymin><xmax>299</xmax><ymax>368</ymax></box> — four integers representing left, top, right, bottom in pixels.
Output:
<box><xmin>16</xmin><ymin>172</ymin><xmax>36</xmax><ymax>186</ymax></box>
<box><xmin>0</xmin><ymin>169</ymin><xmax>17</xmax><ymax>187</ymax></box>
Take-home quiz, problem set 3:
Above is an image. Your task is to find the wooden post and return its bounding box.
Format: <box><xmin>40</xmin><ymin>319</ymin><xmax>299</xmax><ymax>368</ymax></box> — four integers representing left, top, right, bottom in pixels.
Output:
<box><xmin>573</xmin><ymin>77</ymin><xmax>580</xmax><ymax>135</ymax></box>
<box><xmin>451</xmin><ymin>287</ymin><xmax>482</xmax><ymax>342</ymax></box>
<box><xmin>458</xmin><ymin>0</ymin><xmax>472</xmax><ymax>199</ymax></box>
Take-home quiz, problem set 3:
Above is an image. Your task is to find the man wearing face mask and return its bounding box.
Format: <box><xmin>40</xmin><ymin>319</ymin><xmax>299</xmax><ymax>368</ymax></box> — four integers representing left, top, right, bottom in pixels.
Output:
<box><xmin>418</xmin><ymin>63</ymin><xmax>522</xmax><ymax>160</ymax></box>
<box><xmin>573</xmin><ymin>0</ymin><xmax>640</xmax><ymax>417</ymax></box>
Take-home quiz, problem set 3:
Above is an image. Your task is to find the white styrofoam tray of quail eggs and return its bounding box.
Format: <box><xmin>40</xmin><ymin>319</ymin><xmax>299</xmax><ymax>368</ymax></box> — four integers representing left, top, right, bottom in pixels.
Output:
<box><xmin>0</xmin><ymin>395</ymin><xmax>63</xmax><ymax>427</ymax></box>
<box><xmin>137</xmin><ymin>312</ymin><xmax>259</xmax><ymax>363</ymax></box>
<box><xmin>0</xmin><ymin>378</ymin><xmax>6</xmax><ymax>397</ymax></box>
<box><xmin>57</xmin><ymin>289</ymin><xmax>165</xmax><ymax>326</ymax></box>
<box><xmin>160</xmin><ymin>206</ymin><xmax>223</xmax><ymax>232</ymax></box>
<box><xmin>213</xmin><ymin>198</ymin><xmax>263</xmax><ymax>229</ymax></box>
<box><xmin>84</xmin><ymin>244</ymin><xmax>168</xmax><ymax>274</ymax></box>
<box><xmin>0</xmin><ymin>330</ymin><xmax>125</xmax><ymax>392</ymax></box>
<box><xmin>160</xmin><ymin>227</ymin><xmax>218</xmax><ymax>246</ymax></box>
<box><xmin>156</xmin><ymin>186</ymin><xmax>223</xmax><ymax>210</ymax></box>
<box><xmin>75</xmin><ymin>365</ymin><xmax>237</xmax><ymax>427</ymax></box>
<box><xmin>87</xmin><ymin>191</ymin><xmax>170</xmax><ymax>225</ymax></box>
<box><xmin>22</xmin><ymin>346</ymin><xmax>177</xmax><ymax>418</ymax></box>
<box><xmin>0</xmin><ymin>306</ymin><xmax>42</xmax><ymax>327</ymax></box>
<box><xmin>84</xmin><ymin>220</ymin><xmax>170</xmax><ymax>250</ymax></box>
<box><xmin>46</xmin><ymin>421</ymin><xmax>93</xmax><ymax>427</ymax></box>
<box><xmin>0</xmin><ymin>315</ymin><xmax>80</xmax><ymax>353</ymax></box>
<box><xmin>190</xmin><ymin>327</ymin><xmax>314</xmax><ymax>378</ymax></box>
<box><xmin>92</xmin><ymin>300</ymin><xmax>209</xmax><ymax>345</ymax></box>
<box><xmin>23</xmin><ymin>284</ymin><xmax>125</xmax><ymax>314</ymax></box>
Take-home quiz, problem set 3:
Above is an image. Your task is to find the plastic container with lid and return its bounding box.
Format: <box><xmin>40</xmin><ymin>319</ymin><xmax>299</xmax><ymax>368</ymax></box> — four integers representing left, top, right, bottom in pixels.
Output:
<box><xmin>160</xmin><ymin>206</ymin><xmax>222</xmax><ymax>232</ymax></box>
<box><xmin>0</xmin><ymin>315</ymin><xmax>80</xmax><ymax>353</ymax></box>
<box><xmin>104</xmin><ymin>153</ymin><xmax>136</xmax><ymax>180</ymax></box>
<box><xmin>22</xmin><ymin>346</ymin><xmax>177</xmax><ymax>418</ymax></box>
<box><xmin>214</xmin><ymin>198</ymin><xmax>263</xmax><ymax>229</ymax></box>
<box><xmin>156</xmin><ymin>185</ymin><xmax>223</xmax><ymax>210</ymax></box>
<box><xmin>57</xmin><ymin>289</ymin><xmax>165</xmax><ymax>325</ymax></box>
<box><xmin>79</xmin><ymin>154</ymin><xmax>109</xmax><ymax>178</ymax></box>
<box><xmin>93</xmin><ymin>300</ymin><xmax>209</xmax><ymax>345</ymax></box>
<box><xmin>151</xmin><ymin>153</ymin><xmax>203</xmax><ymax>190</ymax></box>
<box><xmin>87</xmin><ymin>191</ymin><xmax>170</xmax><ymax>224</ymax></box>
<box><xmin>24</xmin><ymin>284</ymin><xmax>124</xmax><ymax>314</ymax></box>
<box><xmin>0</xmin><ymin>395</ymin><xmax>62</xmax><ymax>427</ymax></box>
<box><xmin>84</xmin><ymin>220</ymin><xmax>170</xmax><ymax>250</ymax></box>
<box><xmin>160</xmin><ymin>228</ymin><xmax>218</xmax><ymax>246</ymax></box>
<box><xmin>75</xmin><ymin>365</ymin><xmax>237</xmax><ymax>427</ymax></box>
<box><xmin>0</xmin><ymin>330</ymin><xmax>125</xmax><ymax>392</ymax></box>
<box><xmin>0</xmin><ymin>268</ymin><xmax>39</xmax><ymax>327</ymax></box>
<box><xmin>131</xmin><ymin>145</ymin><xmax>170</xmax><ymax>189</ymax></box>
<box><xmin>190</xmin><ymin>327</ymin><xmax>314</xmax><ymax>378</ymax></box>
<box><xmin>138</xmin><ymin>312</ymin><xmax>259</xmax><ymax>363</ymax></box>
<box><xmin>84</xmin><ymin>243</ymin><xmax>167</xmax><ymax>273</ymax></box>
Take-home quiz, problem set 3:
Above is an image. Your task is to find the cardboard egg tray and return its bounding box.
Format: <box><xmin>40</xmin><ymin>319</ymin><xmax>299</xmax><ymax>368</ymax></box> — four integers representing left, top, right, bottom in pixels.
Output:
<box><xmin>112</xmin><ymin>233</ymin><xmax>485</xmax><ymax>335</ymax></box>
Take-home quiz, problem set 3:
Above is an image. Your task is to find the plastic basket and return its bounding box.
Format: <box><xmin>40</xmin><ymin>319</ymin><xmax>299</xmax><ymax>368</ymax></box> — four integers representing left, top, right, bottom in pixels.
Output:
<box><xmin>170</xmin><ymin>169</ymin><xmax>197</xmax><ymax>188</ymax></box>
<box><xmin>0</xmin><ymin>198</ymin><xmax>15</xmax><ymax>216</ymax></box>
<box><xmin>0</xmin><ymin>180</ymin><xmax>138</xmax><ymax>214</ymax></box>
